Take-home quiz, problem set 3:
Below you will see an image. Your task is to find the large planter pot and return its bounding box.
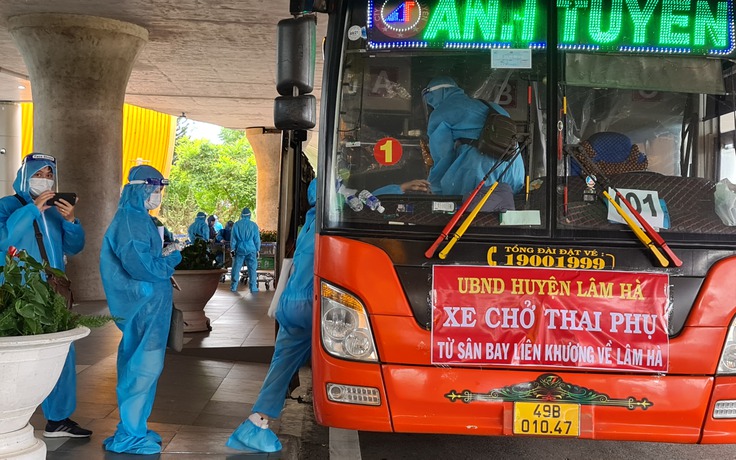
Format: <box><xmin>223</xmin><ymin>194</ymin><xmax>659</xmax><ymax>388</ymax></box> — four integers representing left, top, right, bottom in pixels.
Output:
<box><xmin>172</xmin><ymin>269</ymin><xmax>227</xmax><ymax>332</ymax></box>
<box><xmin>0</xmin><ymin>326</ymin><xmax>90</xmax><ymax>459</ymax></box>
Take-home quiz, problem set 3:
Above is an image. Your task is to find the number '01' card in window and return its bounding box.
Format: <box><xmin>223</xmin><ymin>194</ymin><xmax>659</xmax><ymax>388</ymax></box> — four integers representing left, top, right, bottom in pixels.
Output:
<box><xmin>606</xmin><ymin>188</ymin><xmax>665</xmax><ymax>230</ymax></box>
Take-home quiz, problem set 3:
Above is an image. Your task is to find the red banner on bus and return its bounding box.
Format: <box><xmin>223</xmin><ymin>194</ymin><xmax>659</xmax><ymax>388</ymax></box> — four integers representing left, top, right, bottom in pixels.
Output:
<box><xmin>431</xmin><ymin>266</ymin><xmax>670</xmax><ymax>372</ymax></box>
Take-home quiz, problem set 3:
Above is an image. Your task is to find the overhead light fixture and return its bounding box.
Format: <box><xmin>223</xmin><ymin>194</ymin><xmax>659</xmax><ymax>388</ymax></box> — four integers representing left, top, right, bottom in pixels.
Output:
<box><xmin>17</xmin><ymin>85</ymin><xmax>25</xmax><ymax>90</ymax></box>
<box><xmin>177</xmin><ymin>112</ymin><xmax>187</xmax><ymax>123</ymax></box>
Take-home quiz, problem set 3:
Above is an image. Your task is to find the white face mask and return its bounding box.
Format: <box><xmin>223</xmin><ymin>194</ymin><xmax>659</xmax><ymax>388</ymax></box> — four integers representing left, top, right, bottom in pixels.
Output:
<box><xmin>145</xmin><ymin>191</ymin><xmax>162</xmax><ymax>210</ymax></box>
<box><xmin>29</xmin><ymin>178</ymin><xmax>54</xmax><ymax>196</ymax></box>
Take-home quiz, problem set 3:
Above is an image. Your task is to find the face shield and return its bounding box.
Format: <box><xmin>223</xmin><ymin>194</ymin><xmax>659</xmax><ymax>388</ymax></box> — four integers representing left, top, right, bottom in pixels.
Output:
<box><xmin>19</xmin><ymin>153</ymin><xmax>58</xmax><ymax>197</ymax></box>
<box><xmin>128</xmin><ymin>177</ymin><xmax>169</xmax><ymax>210</ymax></box>
<box><xmin>128</xmin><ymin>177</ymin><xmax>169</xmax><ymax>191</ymax></box>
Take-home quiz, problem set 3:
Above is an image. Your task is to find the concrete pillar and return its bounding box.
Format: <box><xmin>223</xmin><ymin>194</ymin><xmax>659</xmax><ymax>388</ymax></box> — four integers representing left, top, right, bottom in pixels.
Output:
<box><xmin>0</xmin><ymin>103</ymin><xmax>22</xmax><ymax>197</ymax></box>
<box><xmin>8</xmin><ymin>14</ymin><xmax>148</xmax><ymax>300</ymax></box>
<box><xmin>245</xmin><ymin>127</ymin><xmax>282</xmax><ymax>232</ymax></box>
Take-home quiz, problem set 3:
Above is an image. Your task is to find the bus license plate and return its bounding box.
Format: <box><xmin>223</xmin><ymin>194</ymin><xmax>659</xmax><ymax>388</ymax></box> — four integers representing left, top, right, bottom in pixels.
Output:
<box><xmin>513</xmin><ymin>402</ymin><xmax>580</xmax><ymax>437</ymax></box>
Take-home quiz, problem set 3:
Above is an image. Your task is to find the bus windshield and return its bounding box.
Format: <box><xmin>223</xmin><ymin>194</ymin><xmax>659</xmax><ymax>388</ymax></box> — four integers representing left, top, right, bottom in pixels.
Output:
<box><xmin>325</xmin><ymin>0</ymin><xmax>736</xmax><ymax>244</ymax></box>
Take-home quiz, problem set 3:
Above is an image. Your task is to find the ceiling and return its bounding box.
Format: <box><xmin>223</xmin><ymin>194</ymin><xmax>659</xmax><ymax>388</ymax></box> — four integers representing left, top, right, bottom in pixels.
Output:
<box><xmin>0</xmin><ymin>0</ymin><xmax>327</xmax><ymax>130</ymax></box>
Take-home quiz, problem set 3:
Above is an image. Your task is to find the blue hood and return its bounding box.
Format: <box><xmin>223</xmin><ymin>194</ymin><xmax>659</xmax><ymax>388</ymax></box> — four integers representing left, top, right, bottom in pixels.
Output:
<box><xmin>118</xmin><ymin>165</ymin><xmax>164</xmax><ymax>211</ymax></box>
<box><xmin>13</xmin><ymin>154</ymin><xmax>57</xmax><ymax>202</ymax></box>
<box><xmin>423</xmin><ymin>76</ymin><xmax>464</xmax><ymax>110</ymax></box>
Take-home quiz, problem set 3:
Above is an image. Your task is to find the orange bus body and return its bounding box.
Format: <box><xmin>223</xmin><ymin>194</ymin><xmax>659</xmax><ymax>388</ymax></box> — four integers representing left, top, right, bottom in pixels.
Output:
<box><xmin>313</xmin><ymin>235</ymin><xmax>736</xmax><ymax>443</ymax></box>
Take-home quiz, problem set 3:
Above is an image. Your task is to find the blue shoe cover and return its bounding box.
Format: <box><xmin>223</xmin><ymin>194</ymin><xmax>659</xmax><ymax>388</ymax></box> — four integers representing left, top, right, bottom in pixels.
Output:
<box><xmin>226</xmin><ymin>419</ymin><xmax>282</xmax><ymax>452</ymax></box>
<box><xmin>146</xmin><ymin>430</ymin><xmax>162</xmax><ymax>444</ymax></box>
<box><xmin>103</xmin><ymin>432</ymin><xmax>162</xmax><ymax>455</ymax></box>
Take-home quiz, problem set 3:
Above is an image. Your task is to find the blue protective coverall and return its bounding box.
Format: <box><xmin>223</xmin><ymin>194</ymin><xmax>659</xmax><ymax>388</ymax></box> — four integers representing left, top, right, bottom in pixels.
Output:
<box><xmin>0</xmin><ymin>155</ymin><xmax>85</xmax><ymax>422</ymax></box>
<box><xmin>99</xmin><ymin>165</ymin><xmax>182</xmax><ymax>454</ymax></box>
<box><xmin>227</xmin><ymin>179</ymin><xmax>317</xmax><ymax>453</ymax></box>
<box><xmin>215</xmin><ymin>221</ymin><xmax>234</xmax><ymax>267</ymax></box>
<box><xmin>423</xmin><ymin>76</ymin><xmax>525</xmax><ymax>196</ymax></box>
<box><xmin>187</xmin><ymin>211</ymin><xmax>209</xmax><ymax>243</ymax></box>
<box><xmin>230</xmin><ymin>207</ymin><xmax>260</xmax><ymax>293</ymax></box>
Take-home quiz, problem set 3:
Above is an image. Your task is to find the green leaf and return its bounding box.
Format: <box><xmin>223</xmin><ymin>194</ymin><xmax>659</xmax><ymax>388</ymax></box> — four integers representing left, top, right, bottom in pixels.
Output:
<box><xmin>27</xmin><ymin>278</ymin><xmax>49</xmax><ymax>305</ymax></box>
<box><xmin>15</xmin><ymin>299</ymin><xmax>37</xmax><ymax>318</ymax></box>
<box><xmin>46</xmin><ymin>266</ymin><xmax>68</xmax><ymax>279</ymax></box>
<box><xmin>0</xmin><ymin>308</ymin><xmax>20</xmax><ymax>335</ymax></box>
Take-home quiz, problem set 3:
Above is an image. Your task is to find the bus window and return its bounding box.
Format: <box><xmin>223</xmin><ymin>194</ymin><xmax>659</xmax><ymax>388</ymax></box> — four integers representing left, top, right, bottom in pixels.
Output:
<box><xmin>328</xmin><ymin>48</ymin><xmax>549</xmax><ymax>236</ymax></box>
<box><xmin>558</xmin><ymin>54</ymin><xmax>736</xmax><ymax>241</ymax></box>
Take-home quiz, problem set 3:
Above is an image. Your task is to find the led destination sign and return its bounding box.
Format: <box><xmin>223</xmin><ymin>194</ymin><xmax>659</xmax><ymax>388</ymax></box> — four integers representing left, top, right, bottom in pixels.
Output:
<box><xmin>367</xmin><ymin>0</ymin><xmax>735</xmax><ymax>55</ymax></box>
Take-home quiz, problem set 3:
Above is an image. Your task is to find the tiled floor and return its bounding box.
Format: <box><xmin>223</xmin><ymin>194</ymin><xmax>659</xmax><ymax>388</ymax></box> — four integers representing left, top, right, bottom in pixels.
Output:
<box><xmin>31</xmin><ymin>279</ymin><xmax>313</xmax><ymax>459</ymax></box>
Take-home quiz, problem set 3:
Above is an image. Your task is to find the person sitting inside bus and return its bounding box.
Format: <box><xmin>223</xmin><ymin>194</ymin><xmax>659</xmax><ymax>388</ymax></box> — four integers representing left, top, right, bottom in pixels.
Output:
<box><xmin>371</xmin><ymin>76</ymin><xmax>524</xmax><ymax>197</ymax></box>
<box><xmin>371</xmin><ymin>178</ymin><xmax>432</xmax><ymax>195</ymax></box>
<box><xmin>423</xmin><ymin>76</ymin><xmax>525</xmax><ymax>196</ymax></box>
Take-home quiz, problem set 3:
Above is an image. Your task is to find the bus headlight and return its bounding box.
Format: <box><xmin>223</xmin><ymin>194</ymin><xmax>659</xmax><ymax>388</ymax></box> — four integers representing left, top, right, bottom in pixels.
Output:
<box><xmin>321</xmin><ymin>281</ymin><xmax>378</xmax><ymax>362</ymax></box>
<box><xmin>717</xmin><ymin>316</ymin><xmax>736</xmax><ymax>374</ymax></box>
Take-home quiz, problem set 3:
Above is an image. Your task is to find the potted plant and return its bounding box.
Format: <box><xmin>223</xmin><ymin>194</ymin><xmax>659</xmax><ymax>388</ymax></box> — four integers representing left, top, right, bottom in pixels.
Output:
<box><xmin>259</xmin><ymin>230</ymin><xmax>277</xmax><ymax>243</ymax></box>
<box><xmin>0</xmin><ymin>247</ymin><xmax>110</xmax><ymax>459</ymax></box>
<box><xmin>172</xmin><ymin>239</ymin><xmax>227</xmax><ymax>332</ymax></box>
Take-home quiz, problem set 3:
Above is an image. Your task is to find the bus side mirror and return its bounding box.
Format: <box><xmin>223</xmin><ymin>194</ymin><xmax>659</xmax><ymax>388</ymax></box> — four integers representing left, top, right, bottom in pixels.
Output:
<box><xmin>274</xmin><ymin>15</ymin><xmax>317</xmax><ymax>130</ymax></box>
<box><xmin>274</xmin><ymin>95</ymin><xmax>316</xmax><ymax>130</ymax></box>
<box><xmin>276</xmin><ymin>15</ymin><xmax>316</xmax><ymax>96</ymax></box>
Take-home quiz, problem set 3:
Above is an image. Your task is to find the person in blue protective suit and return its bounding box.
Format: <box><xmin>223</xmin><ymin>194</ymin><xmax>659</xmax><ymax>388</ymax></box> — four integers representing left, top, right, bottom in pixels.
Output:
<box><xmin>230</xmin><ymin>207</ymin><xmax>260</xmax><ymax>293</ymax></box>
<box><xmin>187</xmin><ymin>211</ymin><xmax>209</xmax><ymax>243</ymax></box>
<box><xmin>213</xmin><ymin>214</ymin><xmax>224</xmax><ymax>232</ymax></box>
<box><xmin>227</xmin><ymin>178</ymin><xmax>317</xmax><ymax>453</ymax></box>
<box><xmin>217</xmin><ymin>220</ymin><xmax>234</xmax><ymax>247</ymax></box>
<box><xmin>0</xmin><ymin>153</ymin><xmax>90</xmax><ymax>438</ymax></box>
<box><xmin>207</xmin><ymin>215</ymin><xmax>218</xmax><ymax>241</ymax></box>
<box><xmin>99</xmin><ymin>165</ymin><xmax>182</xmax><ymax>455</ymax></box>
<box><xmin>215</xmin><ymin>220</ymin><xmax>234</xmax><ymax>267</ymax></box>
<box><xmin>420</xmin><ymin>76</ymin><xmax>525</xmax><ymax>196</ymax></box>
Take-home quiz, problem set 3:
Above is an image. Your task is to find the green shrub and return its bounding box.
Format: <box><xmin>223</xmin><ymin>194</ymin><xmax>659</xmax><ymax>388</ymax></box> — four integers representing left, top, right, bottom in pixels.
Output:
<box><xmin>175</xmin><ymin>239</ymin><xmax>219</xmax><ymax>270</ymax></box>
<box><xmin>260</xmin><ymin>230</ymin><xmax>278</xmax><ymax>242</ymax></box>
<box><xmin>0</xmin><ymin>247</ymin><xmax>112</xmax><ymax>337</ymax></box>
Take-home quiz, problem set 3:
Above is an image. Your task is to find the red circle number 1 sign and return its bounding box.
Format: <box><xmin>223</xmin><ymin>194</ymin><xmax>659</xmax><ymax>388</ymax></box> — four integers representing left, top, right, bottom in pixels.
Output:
<box><xmin>374</xmin><ymin>137</ymin><xmax>403</xmax><ymax>166</ymax></box>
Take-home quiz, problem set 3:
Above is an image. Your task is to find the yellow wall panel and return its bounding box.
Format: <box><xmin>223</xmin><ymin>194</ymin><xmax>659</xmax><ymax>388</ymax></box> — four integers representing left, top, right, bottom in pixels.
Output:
<box><xmin>21</xmin><ymin>102</ymin><xmax>176</xmax><ymax>186</ymax></box>
<box><xmin>122</xmin><ymin>104</ymin><xmax>176</xmax><ymax>183</ymax></box>
<box><xmin>20</xmin><ymin>102</ymin><xmax>33</xmax><ymax>156</ymax></box>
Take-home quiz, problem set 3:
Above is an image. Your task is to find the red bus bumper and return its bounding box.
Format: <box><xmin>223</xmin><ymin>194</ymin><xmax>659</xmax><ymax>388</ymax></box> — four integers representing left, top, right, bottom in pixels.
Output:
<box><xmin>313</xmin><ymin>347</ymin><xmax>736</xmax><ymax>443</ymax></box>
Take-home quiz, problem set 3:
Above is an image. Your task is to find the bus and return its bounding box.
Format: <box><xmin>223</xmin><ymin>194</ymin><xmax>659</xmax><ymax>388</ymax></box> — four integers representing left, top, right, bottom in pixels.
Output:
<box><xmin>275</xmin><ymin>0</ymin><xmax>736</xmax><ymax>443</ymax></box>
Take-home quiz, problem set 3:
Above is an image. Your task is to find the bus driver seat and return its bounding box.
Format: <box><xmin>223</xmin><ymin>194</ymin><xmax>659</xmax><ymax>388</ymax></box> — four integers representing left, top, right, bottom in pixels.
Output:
<box><xmin>570</xmin><ymin>132</ymin><xmax>648</xmax><ymax>177</ymax></box>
